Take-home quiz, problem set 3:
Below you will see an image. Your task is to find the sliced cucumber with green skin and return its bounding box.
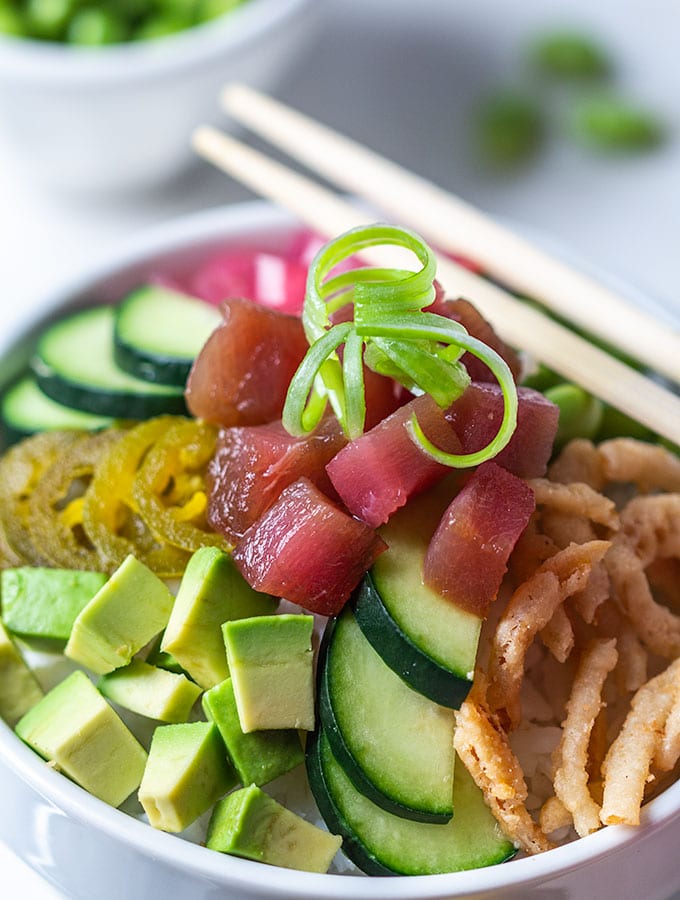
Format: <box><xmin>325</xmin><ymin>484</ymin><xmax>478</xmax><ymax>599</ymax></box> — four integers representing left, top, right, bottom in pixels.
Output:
<box><xmin>32</xmin><ymin>307</ymin><xmax>187</xmax><ymax>419</ymax></box>
<box><xmin>352</xmin><ymin>502</ymin><xmax>482</xmax><ymax>708</ymax></box>
<box><xmin>320</xmin><ymin>607</ymin><xmax>455</xmax><ymax>823</ymax></box>
<box><xmin>306</xmin><ymin>727</ymin><xmax>515</xmax><ymax>876</ymax></box>
<box><xmin>114</xmin><ymin>286</ymin><xmax>221</xmax><ymax>387</ymax></box>
<box><xmin>1</xmin><ymin>376</ymin><xmax>115</xmax><ymax>444</ymax></box>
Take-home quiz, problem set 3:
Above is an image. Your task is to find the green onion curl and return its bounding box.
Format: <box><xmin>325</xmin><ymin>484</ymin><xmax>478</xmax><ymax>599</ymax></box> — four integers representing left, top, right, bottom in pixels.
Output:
<box><xmin>282</xmin><ymin>224</ymin><xmax>518</xmax><ymax>467</ymax></box>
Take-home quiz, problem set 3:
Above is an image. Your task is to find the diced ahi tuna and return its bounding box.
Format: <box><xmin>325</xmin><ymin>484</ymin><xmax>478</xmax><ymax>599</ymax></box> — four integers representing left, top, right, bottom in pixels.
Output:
<box><xmin>445</xmin><ymin>383</ymin><xmax>559</xmax><ymax>478</ymax></box>
<box><xmin>362</xmin><ymin>366</ymin><xmax>408</xmax><ymax>430</ymax></box>
<box><xmin>233</xmin><ymin>478</ymin><xmax>386</xmax><ymax>616</ymax></box>
<box><xmin>440</xmin><ymin>298</ymin><xmax>522</xmax><ymax>384</ymax></box>
<box><xmin>185</xmin><ymin>297</ymin><xmax>309</xmax><ymax>427</ymax></box>
<box><xmin>326</xmin><ymin>394</ymin><xmax>461</xmax><ymax>527</ymax></box>
<box><xmin>207</xmin><ymin>418</ymin><xmax>347</xmax><ymax>544</ymax></box>
<box><xmin>424</xmin><ymin>462</ymin><xmax>535</xmax><ymax>618</ymax></box>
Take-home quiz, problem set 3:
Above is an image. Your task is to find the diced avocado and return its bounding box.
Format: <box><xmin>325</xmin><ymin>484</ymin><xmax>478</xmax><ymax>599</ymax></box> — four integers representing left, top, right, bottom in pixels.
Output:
<box><xmin>65</xmin><ymin>555</ymin><xmax>174</xmax><ymax>674</ymax></box>
<box><xmin>207</xmin><ymin>784</ymin><xmax>342</xmax><ymax>873</ymax></box>
<box><xmin>1</xmin><ymin>567</ymin><xmax>107</xmax><ymax>641</ymax></box>
<box><xmin>0</xmin><ymin>618</ymin><xmax>44</xmax><ymax>726</ymax></box>
<box><xmin>98</xmin><ymin>660</ymin><xmax>202</xmax><ymax>723</ymax></box>
<box><xmin>162</xmin><ymin>547</ymin><xmax>277</xmax><ymax>689</ymax></box>
<box><xmin>15</xmin><ymin>670</ymin><xmax>147</xmax><ymax>807</ymax></box>
<box><xmin>222</xmin><ymin>615</ymin><xmax>315</xmax><ymax>733</ymax></box>
<box><xmin>203</xmin><ymin>677</ymin><xmax>303</xmax><ymax>786</ymax></box>
<box><xmin>146</xmin><ymin>637</ymin><xmax>187</xmax><ymax>676</ymax></box>
<box><xmin>139</xmin><ymin>722</ymin><xmax>237</xmax><ymax>832</ymax></box>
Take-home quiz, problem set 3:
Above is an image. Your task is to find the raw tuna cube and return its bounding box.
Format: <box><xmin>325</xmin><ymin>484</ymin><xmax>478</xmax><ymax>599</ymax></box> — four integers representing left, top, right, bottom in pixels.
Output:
<box><xmin>424</xmin><ymin>461</ymin><xmax>535</xmax><ymax>618</ymax></box>
<box><xmin>446</xmin><ymin>383</ymin><xmax>559</xmax><ymax>478</ymax></box>
<box><xmin>207</xmin><ymin>418</ymin><xmax>347</xmax><ymax>544</ymax></box>
<box><xmin>440</xmin><ymin>298</ymin><xmax>522</xmax><ymax>384</ymax></box>
<box><xmin>185</xmin><ymin>297</ymin><xmax>309</xmax><ymax>427</ymax></box>
<box><xmin>233</xmin><ymin>479</ymin><xmax>386</xmax><ymax>616</ymax></box>
<box><xmin>326</xmin><ymin>394</ymin><xmax>461</xmax><ymax>527</ymax></box>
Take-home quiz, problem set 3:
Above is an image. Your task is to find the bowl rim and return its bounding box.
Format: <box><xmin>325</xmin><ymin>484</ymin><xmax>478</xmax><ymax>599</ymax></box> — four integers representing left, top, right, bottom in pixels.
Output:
<box><xmin>0</xmin><ymin>0</ymin><xmax>313</xmax><ymax>84</ymax></box>
<box><xmin>1</xmin><ymin>198</ymin><xmax>679</xmax><ymax>899</ymax></box>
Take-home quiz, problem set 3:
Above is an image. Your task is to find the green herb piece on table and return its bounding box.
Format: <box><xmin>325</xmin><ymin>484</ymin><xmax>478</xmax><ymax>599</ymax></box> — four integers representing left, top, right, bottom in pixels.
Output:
<box><xmin>529</xmin><ymin>31</ymin><xmax>610</xmax><ymax>79</ymax></box>
<box><xmin>476</xmin><ymin>93</ymin><xmax>544</xmax><ymax>168</ymax></box>
<box><xmin>572</xmin><ymin>97</ymin><xmax>664</xmax><ymax>151</ymax></box>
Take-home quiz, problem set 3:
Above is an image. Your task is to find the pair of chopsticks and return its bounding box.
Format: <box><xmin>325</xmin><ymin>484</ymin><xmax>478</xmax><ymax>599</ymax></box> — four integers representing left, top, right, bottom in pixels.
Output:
<box><xmin>193</xmin><ymin>84</ymin><xmax>680</xmax><ymax>446</ymax></box>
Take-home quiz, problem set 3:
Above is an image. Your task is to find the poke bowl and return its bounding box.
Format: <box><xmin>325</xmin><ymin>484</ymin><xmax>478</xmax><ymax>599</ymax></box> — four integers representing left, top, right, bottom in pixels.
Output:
<box><xmin>0</xmin><ymin>0</ymin><xmax>316</xmax><ymax>193</ymax></box>
<box><xmin>1</xmin><ymin>200</ymin><xmax>680</xmax><ymax>900</ymax></box>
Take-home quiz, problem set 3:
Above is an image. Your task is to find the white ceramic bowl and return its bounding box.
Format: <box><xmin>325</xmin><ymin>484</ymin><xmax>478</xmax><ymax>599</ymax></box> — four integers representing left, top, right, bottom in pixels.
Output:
<box><xmin>1</xmin><ymin>202</ymin><xmax>680</xmax><ymax>900</ymax></box>
<box><xmin>0</xmin><ymin>0</ymin><xmax>316</xmax><ymax>193</ymax></box>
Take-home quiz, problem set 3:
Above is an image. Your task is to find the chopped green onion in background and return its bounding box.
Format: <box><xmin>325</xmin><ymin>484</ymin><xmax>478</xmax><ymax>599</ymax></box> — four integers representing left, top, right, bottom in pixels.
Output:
<box><xmin>133</xmin><ymin>11</ymin><xmax>192</xmax><ymax>41</ymax></box>
<box><xmin>68</xmin><ymin>8</ymin><xmax>127</xmax><ymax>45</ymax></box>
<box><xmin>476</xmin><ymin>93</ymin><xmax>544</xmax><ymax>168</ymax></box>
<box><xmin>24</xmin><ymin>0</ymin><xmax>74</xmax><ymax>40</ymax></box>
<box><xmin>198</xmin><ymin>0</ymin><xmax>243</xmax><ymax>23</ymax></box>
<box><xmin>529</xmin><ymin>30</ymin><xmax>611</xmax><ymax>79</ymax></box>
<box><xmin>0</xmin><ymin>0</ymin><xmax>247</xmax><ymax>43</ymax></box>
<box><xmin>0</xmin><ymin>5</ymin><xmax>24</xmax><ymax>35</ymax></box>
<box><xmin>572</xmin><ymin>97</ymin><xmax>665</xmax><ymax>151</ymax></box>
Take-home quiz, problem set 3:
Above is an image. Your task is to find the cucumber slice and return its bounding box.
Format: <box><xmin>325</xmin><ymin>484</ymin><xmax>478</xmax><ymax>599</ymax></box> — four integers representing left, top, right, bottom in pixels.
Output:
<box><xmin>306</xmin><ymin>728</ymin><xmax>515</xmax><ymax>876</ymax></box>
<box><xmin>114</xmin><ymin>286</ymin><xmax>221</xmax><ymax>386</ymax></box>
<box><xmin>320</xmin><ymin>608</ymin><xmax>455</xmax><ymax>823</ymax></box>
<box><xmin>32</xmin><ymin>307</ymin><xmax>187</xmax><ymax>418</ymax></box>
<box><xmin>352</xmin><ymin>505</ymin><xmax>482</xmax><ymax>708</ymax></box>
<box><xmin>1</xmin><ymin>376</ymin><xmax>114</xmax><ymax>444</ymax></box>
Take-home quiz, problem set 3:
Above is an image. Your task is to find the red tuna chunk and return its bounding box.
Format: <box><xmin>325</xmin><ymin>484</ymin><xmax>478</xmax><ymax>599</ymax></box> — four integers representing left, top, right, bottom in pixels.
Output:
<box><xmin>446</xmin><ymin>382</ymin><xmax>559</xmax><ymax>478</ymax></box>
<box><xmin>207</xmin><ymin>418</ymin><xmax>347</xmax><ymax>544</ymax></box>
<box><xmin>424</xmin><ymin>462</ymin><xmax>535</xmax><ymax>618</ymax></box>
<box><xmin>185</xmin><ymin>297</ymin><xmax>309</xmax><ymax>427</ymax></box>
<box><xmin>441</xmin><ymin>298</ymin><xmax>522</xmax><ymax>384</ymax></box>
<box><xmin>233</xmin><ymin>478</ymin><xmax>386</xmax><ymax>616</ymax></box>
<box><xmin>326</xmin><ymin>394</ymin><xmax>461</xmax><ymax>528</ymax></box>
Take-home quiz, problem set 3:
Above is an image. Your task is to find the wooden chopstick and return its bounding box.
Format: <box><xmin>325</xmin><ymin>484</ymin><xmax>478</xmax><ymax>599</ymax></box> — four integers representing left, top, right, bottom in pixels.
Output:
<box><xmin>220</xmin><ymin>83</ymin><xmax>680</xmax><ymax>385</ymax></box>
<box><xmin>192</xmin><ymin>125</ymin><xmax>680</xmax><ymax>447</ymax></box>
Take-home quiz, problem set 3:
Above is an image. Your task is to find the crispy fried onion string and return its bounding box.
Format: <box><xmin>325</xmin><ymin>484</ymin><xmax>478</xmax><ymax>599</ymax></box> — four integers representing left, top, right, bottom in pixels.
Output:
<box><xmin>600</xmin><ymin>657</ymin><xmax>680</xmax><ymax>826</ymax></box>
<box><xmin>599</xmin><ymin>439</ymin><xmax>680</xmax><ymax>493</ymax></box>
<box><xmin>553</xmin><ymin>638</ymin><xmax>618</xmax><ymax>837</ymax></box>
<box><xmin>454</xmin><ymin>678</ymin><xmax>554</xmax><ymax>854</ymax></box>
<box><xmin>607</xmin><ymin>495</ymin><xmax>680</xmax><ymax>658</ymax></box>
<box><xmin>529</xmin><ymin>479</ymin><xmax>619</xmax><ymax>531</ymax></box>
<box><xmin>487</xmin><ymin>541</ymin><xmax>611</xmax><ymax>731</ymax></box>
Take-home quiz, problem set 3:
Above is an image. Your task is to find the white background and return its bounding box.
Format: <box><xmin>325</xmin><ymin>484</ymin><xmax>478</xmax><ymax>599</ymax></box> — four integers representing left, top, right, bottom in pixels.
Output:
<box><xmin>1</xmin><ymin>0</ymin><xmax>679</xmax><ymax>897</ymax></box>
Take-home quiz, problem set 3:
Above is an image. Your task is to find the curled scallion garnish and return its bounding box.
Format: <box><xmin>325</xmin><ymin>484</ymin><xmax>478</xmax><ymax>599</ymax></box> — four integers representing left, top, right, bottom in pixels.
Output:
<box><xmin>282</xmin><ymin>224</ymin><xmax>518</xmax><ymax>467</ymax></box>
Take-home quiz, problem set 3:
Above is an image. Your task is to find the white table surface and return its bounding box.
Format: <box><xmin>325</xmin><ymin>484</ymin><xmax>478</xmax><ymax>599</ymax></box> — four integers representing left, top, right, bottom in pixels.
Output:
<box><xmin>1</xmin><ymin>0</ymin><xmax>679</xmax><ymax>897</ymax></box>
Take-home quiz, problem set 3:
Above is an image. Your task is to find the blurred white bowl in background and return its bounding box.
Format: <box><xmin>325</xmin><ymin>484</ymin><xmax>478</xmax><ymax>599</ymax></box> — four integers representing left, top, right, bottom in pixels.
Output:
<box><xmin>0</xmin><ymin>0</ymin><xmax>316</xmax><ymax>194</ymax></box>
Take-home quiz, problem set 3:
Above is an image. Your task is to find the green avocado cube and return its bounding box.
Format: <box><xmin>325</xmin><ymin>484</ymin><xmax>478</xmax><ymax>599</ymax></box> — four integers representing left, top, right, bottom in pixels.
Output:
<box><xmin>162</xmin><ymin>547</ymin><xmax>277</xmax><ymax>690</ymax></box>
<box><xmin>0</xmin><ymin>618</ymin><xmax>44</xmax><ymax>726</ymax></box>
<box><xmin>222</xmin><ymin>615</ymin><xmax>315</xmax><ymax>733</ymax></box>
<box><xmin>207</xmin><ymin>784</ymin><xmax>342</xmax><ymax>873</ymax></box>
<box><xmin>1</xmin><ymin>567</ymin><xmax>107</xmax><ymax>641</ymax></box>
<box><xmin>146</xmin><ymin>637</ymin><xmax>186</xmax><ymax>675</ymax></box>
<box><xmin>202</xmin><ymin>677</ymin><xmax>303</xmax><ymax>786</ymax></box>
<box><xmin>98</xmin><ymin>660</ymin><xmax>202</xmax><ymax>723</ymax></box>
<box><xmin>65</xmin><ymin>555</ymin><xmax>175</xmax><ymax>674</ymax></box>
<box><xmin>15</xmin><ymin>670</ymin><xmax>147</xmax><ymax>807</ymax></box>
<box><xmin>139</xmin><ymin>722</ymin><xmax>237</xmax><ymax>832</ymax></box>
